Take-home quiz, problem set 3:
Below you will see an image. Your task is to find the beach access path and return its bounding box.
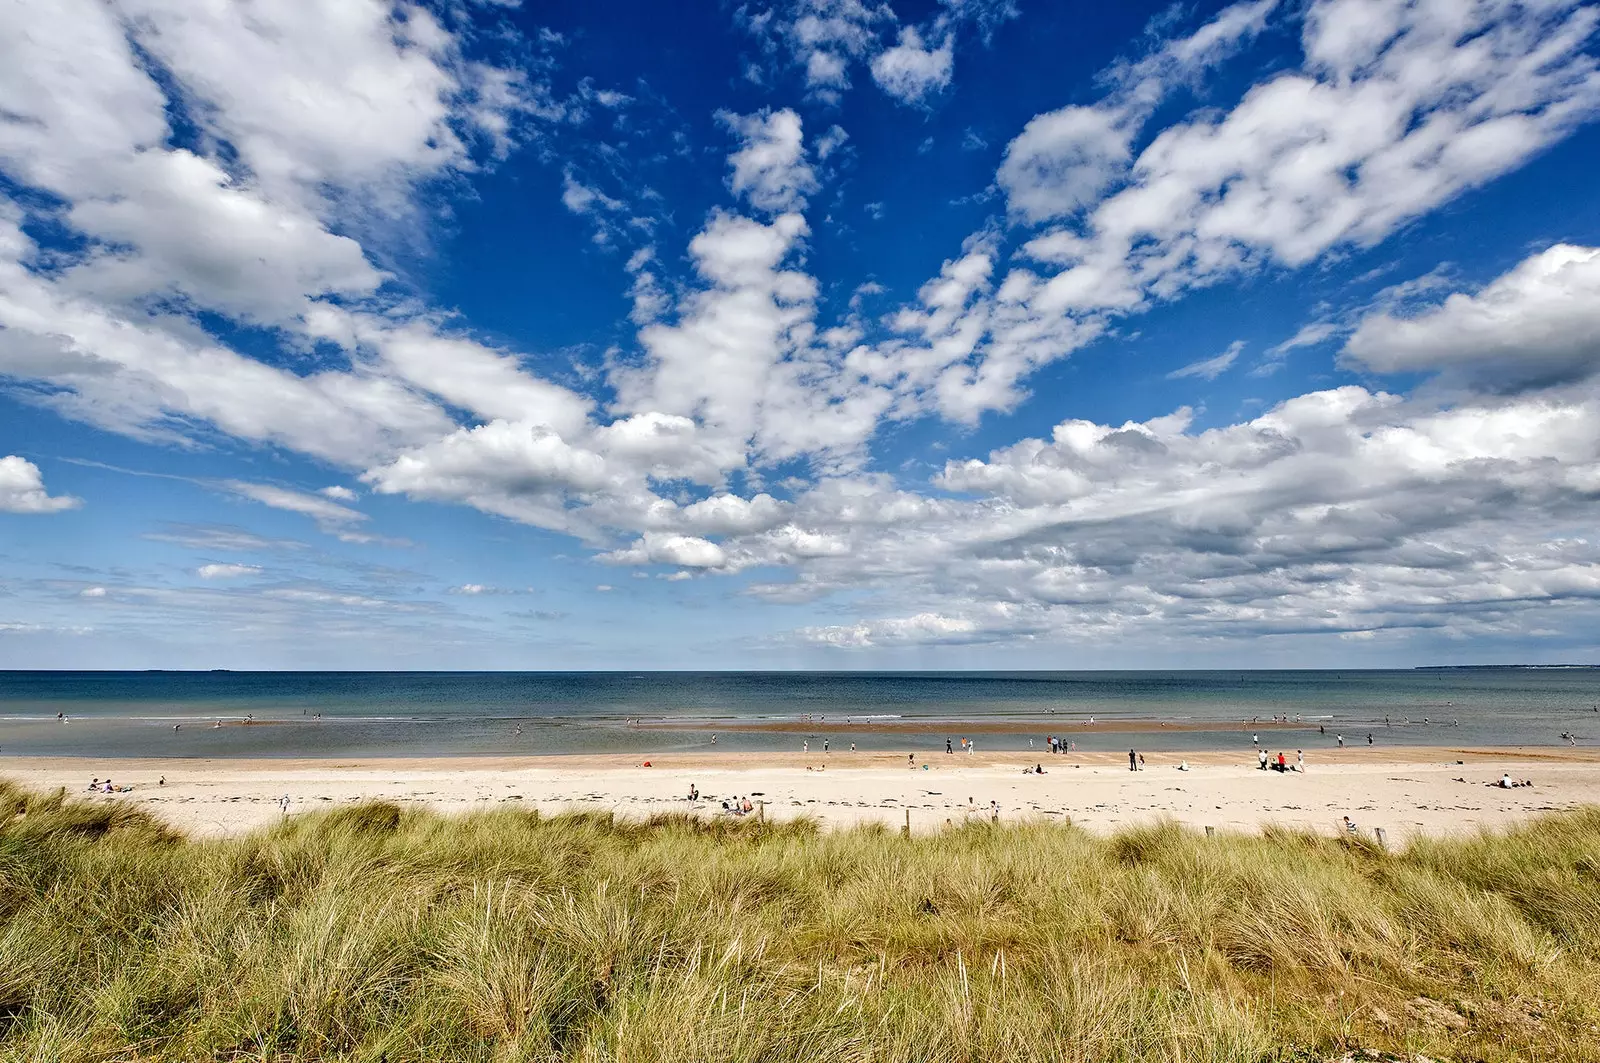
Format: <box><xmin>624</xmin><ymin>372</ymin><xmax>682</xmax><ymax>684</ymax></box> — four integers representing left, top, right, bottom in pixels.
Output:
<box><xmin>5</xmin><ymin>747</ymin><xmax>1597</xmax><ymax>839</ymax></box>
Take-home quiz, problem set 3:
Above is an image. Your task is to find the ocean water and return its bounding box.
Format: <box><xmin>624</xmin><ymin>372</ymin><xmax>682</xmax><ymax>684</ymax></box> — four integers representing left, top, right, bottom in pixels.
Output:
<box><xmin>0</xmin><ymin>669</ymin><xmax>1595</xmax><ymax>759</ymax></box>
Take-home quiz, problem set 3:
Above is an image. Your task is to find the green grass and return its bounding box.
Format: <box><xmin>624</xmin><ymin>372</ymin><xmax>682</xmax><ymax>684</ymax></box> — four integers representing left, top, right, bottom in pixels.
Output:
<box><xmin>2</xmin><ymin>780</ymin><xmax>1599</xmax><ymax>1062</ymax></box>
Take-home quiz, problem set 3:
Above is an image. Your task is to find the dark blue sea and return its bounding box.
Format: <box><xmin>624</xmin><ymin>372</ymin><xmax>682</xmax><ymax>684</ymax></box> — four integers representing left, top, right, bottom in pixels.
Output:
<box><xmin>0</xmin><ymin>669</ymin><xmax>1596</xmax><ymax>759</ymax></box>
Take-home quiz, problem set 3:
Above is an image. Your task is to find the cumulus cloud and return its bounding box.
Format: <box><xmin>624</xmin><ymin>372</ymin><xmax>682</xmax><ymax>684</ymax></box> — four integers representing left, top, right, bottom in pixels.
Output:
<box><xmin>719</xmin><ymin>109</ymin><xmax>819</xmax><ymax>213</ymax></box>
<box><xmin>739</xmin><ymin>0</ymin><xmax>1013</xmax><ymax>104</ymax></box>
<box><xmin>0</xmin><ymin>456</ymin><xmax>80</xmax><ymax>514</ymax></box>
<box><xmin>1343</xmin><ymin>245</ymin><xmax>1600</xmax><ymax>390</ymax></box>
<box><xmin>928</xmin><ymin>0</ymin><xmax>1600</xmax><ymax>419</ymax></box>
<box><xmin>870</xmin><ymin>27</ymin><xmax>953</xmax><ymax>104</ymax></box>
<box><xmin>600</xmin><ymin>533</ymin><xmax>728</xmax><ymax>569</ymax></box>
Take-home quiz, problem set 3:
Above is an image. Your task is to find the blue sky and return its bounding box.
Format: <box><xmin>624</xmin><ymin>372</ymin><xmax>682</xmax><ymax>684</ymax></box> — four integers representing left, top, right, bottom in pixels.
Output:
<box><xmin>3</xmin><ymin>0</ymin><xmax>1600</xmax><ymax>669</ymax></box>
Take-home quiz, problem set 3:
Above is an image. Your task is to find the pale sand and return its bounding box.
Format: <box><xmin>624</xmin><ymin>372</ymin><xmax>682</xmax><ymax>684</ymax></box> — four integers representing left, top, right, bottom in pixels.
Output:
<box><xmin>5</xmin><ymin>747</ymin><xmax>1598</xmax><ymax>839</ymax></box>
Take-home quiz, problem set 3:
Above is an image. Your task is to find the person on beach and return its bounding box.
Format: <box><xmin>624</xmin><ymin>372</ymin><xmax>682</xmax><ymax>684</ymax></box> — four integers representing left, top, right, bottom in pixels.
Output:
<box><xmin>1258</xmin><ymin>749</ymin><xmax>1269</xmax><ymax>770</ymax></box>
<box><xmin>1367</xmin><ymin>733</ymin><xmax>1373</xmax><ymax>745</ymax></box>
<box><xmin>947</xmin><ymin>738</ymin><xmax>953</xmax><ymax>754</ymax></box>
<box><xmin>967</xmin><ymin>739</ymin><xmax>975</xmax><ymax>756</ymax></box>
<box><xmin>1343</xmin><ymin>816</ymin><xmax>1358</xmax><ymax>834</ymax></box>
<box><xmin>1138</xmin><ymin>753</ymin><xmax>1146</xmax><ymax>770</ymax></box>
<box><xmin>1129</xmin><ymin>749</ymin><xmax>1138</xmax><ymax>772</ymax></box>
<box><xmin>1276</xmin><ymin>752</ymin><xmax>1286</xmax><ymax>772</ymax></box>
<box><xmin>1337</xmin><ymin>734</ymin><xmax>1344</xmax><ymax>747</ymax></box>
<box><xmin>1296</xmin><ymin>750</ymin><xmax>1305</xmax><ymax>772</ymax></box>
<box><xmin>908</xmin><ymin>754</ymin><xmax>915</xmax><ymax>769</ymax></box>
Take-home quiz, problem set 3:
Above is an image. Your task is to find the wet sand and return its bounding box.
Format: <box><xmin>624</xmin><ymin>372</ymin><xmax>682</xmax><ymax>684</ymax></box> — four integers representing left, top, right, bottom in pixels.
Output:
<box><xmin>6</xmin><ymin>746</ymin><xmax>1597</xmax><ymax>840</ymax></box>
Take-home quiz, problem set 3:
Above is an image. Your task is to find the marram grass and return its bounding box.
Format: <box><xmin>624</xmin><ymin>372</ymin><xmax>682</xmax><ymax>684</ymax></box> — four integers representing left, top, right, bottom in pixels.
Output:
<box><xmin>2</xmin><ymin>781</ymin><xmax>1599</xmax><ymax>1062</ymax></box>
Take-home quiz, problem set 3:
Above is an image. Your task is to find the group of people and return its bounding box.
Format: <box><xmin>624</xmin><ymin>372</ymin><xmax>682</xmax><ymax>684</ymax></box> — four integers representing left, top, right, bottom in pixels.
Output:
<box><xmin>945</xmin><ymin>737</ymin><xmax>977</xmax><ymax>755</ymax></box>
<box><xmin>1256</xmin><ymin>748</ymin><xmax>1306</xmax><ymax>773</ymax></box>
<box><xmin>1044</xmin><ymin>735</ymin><xmax>1076</xmax><ymax>754</ymax></box>
<box><xmin>85</xmin><ymin>777</ymin><xmax>131</xmax><ymax>793</ymax></box>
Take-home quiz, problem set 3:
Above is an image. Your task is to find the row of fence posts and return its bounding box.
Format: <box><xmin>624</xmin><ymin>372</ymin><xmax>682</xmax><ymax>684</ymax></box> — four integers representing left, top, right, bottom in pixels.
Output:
<box><xmin>778</xmin><ymin>807</ymin><xmax>1390</xmax><ymax>845</ymax></box>
<box><xmin>1205</xmin><ymin>823</ymin><xmax>1387</xmax><ymax>846</ymax></box>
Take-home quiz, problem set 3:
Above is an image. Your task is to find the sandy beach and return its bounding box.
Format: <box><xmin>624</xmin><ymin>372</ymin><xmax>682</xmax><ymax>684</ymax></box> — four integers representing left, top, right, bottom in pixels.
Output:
<box><xmin>5</xmin><ymin>745</ymin><xmax>1596</xmax><ymax>839</ymax></box>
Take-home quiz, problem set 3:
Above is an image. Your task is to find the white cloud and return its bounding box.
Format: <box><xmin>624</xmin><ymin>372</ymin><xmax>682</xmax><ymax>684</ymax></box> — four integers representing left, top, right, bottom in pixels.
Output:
<box><xmin>222</xmin><ymin>481</ymin><xmax>374</xmax><ymax>542</ymax></box>
<box><xmin>740</xmin><ymin>0</ymin><xmax>1014</xmax><ymax>104</ymax></box>
<box><xmin>815</xmin><ymin>124</ymin><xmax>850</xmax><ymax>159</ymax></box>
<box><xmin>719</xmin><ymin>109</ymin><xmax>819</xmax><ymax>213</ymax></box>
<box><xmin>0</xmin><ymin>456</ymin><xmax>80</xmax><ymax>514</ymax></box>
<box><xmin>897</xmin><ymin>0</ymin><xmax>1600</xmax><ymax>422</ymax></box>
<box><xmin>800</xmin><ymin>612</ymin><xmax>978</xmax><ymax>647</ymax></box>
<box><xmin>79</xmin><ymin>586</ymin><xmax>107</xmax><ymax>598</ymax></box>
<box><xmin>1343</xmin><ymin>244</ymin><xmax>1600</xmax><ymax>390</ymax></box>
<box><xmin>870</xmin><ymin>27</ymin><xmax>953</xmax><ymax>104</ymax></box>
<box><xmin>320</xmin><ymin>486</ymin><xmax>359</xmax><ymax>502</ymax></box>
<box><xmin>1167</xmin><ymin>341</ymin><xmax>1243</xmax><ymax>381</ymax></box>
<box><xmin>197</xmin><ymin>563</ymin><xmax>262</xmax><ymax>579</ymax></box>
<box><xmin>996</xmin><ymin>0</ymin><xmax>1277</xmax><ymax>224</ymax></box>
<box><xmin>600</xmin><ymin>533</ymin><xmax>728</xmax><ymax>569</ymax></box>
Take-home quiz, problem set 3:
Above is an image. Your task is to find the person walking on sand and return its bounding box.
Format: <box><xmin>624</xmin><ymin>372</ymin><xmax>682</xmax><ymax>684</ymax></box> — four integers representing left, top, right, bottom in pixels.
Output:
<box><xmin>1296</xmin><ymin>750</ymin><xmax>1305</xmax><ymax>772</ymax></box>
<box><xmin>1138</xmin><ymin>753</ymin><xmax>1146</xmax><ymax>770</ymax></box>
<box><xmin>947</xmin><ymin>738</ymin><xmax>953</xmax><ymax>754</ymax></box>
<box><xmin>1258</xmin><ymin>748</ymin><xmax>1268</xmax><ymax>770</ymax></box>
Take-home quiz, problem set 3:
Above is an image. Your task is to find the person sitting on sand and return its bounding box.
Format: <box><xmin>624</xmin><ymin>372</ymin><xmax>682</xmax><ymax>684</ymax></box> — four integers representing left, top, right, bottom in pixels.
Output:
<box><xmin>1177</xmin><ymin>761</ymin><xmax>1189</xmax><ymax>771</ymax></box>
<box><xmin>88</xmin><ymin>778</ymin><xmax>99</xmax><ymax>790</ymax></box>
<box><xmin>1501</xmin><ymin>773</ymin><xmax>1513</xmax><ymax>788</ymax></box>
<box><xmin>742</xmin><ymin>797</ymin><xmax>754</xmax><ymax>815</ymax></box>
<box><xmin>1343</xmin><ymin>816</ymin><xmax>1357</xmax><ymax>834</ymax></box>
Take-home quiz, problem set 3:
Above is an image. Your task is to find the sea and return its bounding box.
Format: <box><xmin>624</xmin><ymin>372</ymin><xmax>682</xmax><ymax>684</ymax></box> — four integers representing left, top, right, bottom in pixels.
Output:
<box><xmin>0</xmin><ymin>669</ymin><xmax>1595</xmax><ymax>760</ymax></box>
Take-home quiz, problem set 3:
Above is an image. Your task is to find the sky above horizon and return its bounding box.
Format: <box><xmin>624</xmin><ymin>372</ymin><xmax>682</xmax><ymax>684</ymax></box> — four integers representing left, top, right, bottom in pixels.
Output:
<box><xmin>2</xmin><ymin>0</ymin><xmax>1600</xmax><ymax>669</ymax></box>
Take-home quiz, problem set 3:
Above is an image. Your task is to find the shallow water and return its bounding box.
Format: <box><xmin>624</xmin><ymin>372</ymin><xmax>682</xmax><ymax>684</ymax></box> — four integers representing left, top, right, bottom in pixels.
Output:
<box><xmin>0</xmin><ymin>668</ymin><xmax>1595</xmax><ymax>759</ymax></box>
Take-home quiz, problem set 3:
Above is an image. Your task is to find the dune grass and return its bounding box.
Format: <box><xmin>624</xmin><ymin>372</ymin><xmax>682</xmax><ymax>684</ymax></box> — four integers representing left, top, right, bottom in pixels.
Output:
<box><xmin>2</xmin><ymin>781</ymin><xmax>1598</xmax><ymax>1062</ymax></box>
